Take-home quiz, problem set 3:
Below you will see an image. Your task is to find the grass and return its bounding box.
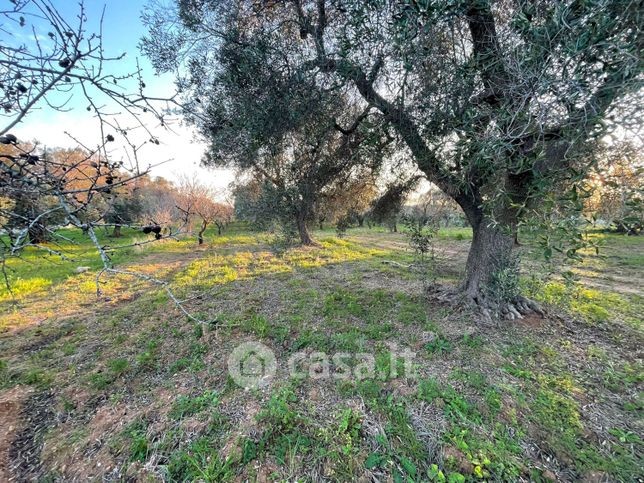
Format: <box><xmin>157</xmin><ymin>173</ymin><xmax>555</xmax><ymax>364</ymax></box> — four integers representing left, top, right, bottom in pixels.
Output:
<box><xmin>0</xmin><ymin>223</ymin><xmax>642</xmax><ymax>481</ymax></box>
<box><xmin>169</xmin><ymin>390</ymin><xmax>219</xmax><ymax>420</ymax></box>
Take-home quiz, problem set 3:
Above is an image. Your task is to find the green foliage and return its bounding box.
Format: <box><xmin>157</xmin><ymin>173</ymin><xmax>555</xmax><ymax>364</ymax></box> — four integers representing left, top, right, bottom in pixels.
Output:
<box><xmin>402</xmin><ymin>211</ymin><xmax>440</xmax><ymax>287</ymax></box>
<box><xmin>485</xmin><ymin>253</ymin><xmax>521</xmax><ymax>304</ymax></box>
<box><xmin>169</xmin><ymin>390</ymin><xmax>219</xmax><ymax>420</ymax></box>
<box><xmin>255</xmin><ymin>386</ymin><xmax>315</xmax><ymax>465</ymax></box>
<box><xmin>335</xmin><ymin>215</ymin><xmax>351</xmax><ymax>238</ymax></box>
<box><xmin>107</xmin><ymin>358</ymin><xmax>129</xmax><ymax>376</ymax></box>
<box><xmin>87</xmin><ymin>372</ymin><xmax>111</xmax><ymax>390</ymax></box>
<box><xmin>425</xmin><ymin>335</ymin><xmax>452</xmax><ymax>355</ymax></box>
<box><xmin>526</xmin><ymin>186</ymin><xmax>601</xmax><ymax>266</ymax></box>
<box><xmin>241</xmin><ymin>313</ymin><xmax>270</xmax><ymax>338</ymax></box>
<box><xmin>602</xmin><ymin>361</ymin><xmax>644</xmax><ymax>392</ymax></box>
<box><xmin>402</xmin><ymin>212</ymin><xmax>438</xmax><ymax>262</ymax></box>
<box><xmin>169</xmin><ymin>354</ymin><xmax>205</xmax><ymax>374</ymax></box>
<box><xmin>336</xmin><ymin>408</ymin><xmax>362</xmax><ymax>454</ymax></box>
<box><xmin>0</xmin><ymin>359</ymin><xmax>9</xmax><ymax>388</ymax></box>
<box><xmin>426</xmin><ymin>464</ymin><xmax>465</xmax><ymax>482</ymax></box>
<box><xmin>110</xmin><ymin>419</ymin><xmax>149</xmax><ymax>463</ymax></box>
<box><xmin>136</xmin><ymin>339</ymin><xmax>160</xmax><ymax>370</ymax></box>
<box><xmin>21</xmin><ymin>368</ymin><xmax>54</xmax><ymax>387</ymax></box>
<box><xmin>258</xmin><ymin>386</ymin><xmax>301</xmax><ymax>434</ymax></box>
<box><xmin>461</xmin><ymin>334</ymin><xmax>484</xmax><ymax>349</ymax></box>
<box><xmin>87</xmin><ymin>358</ymin><xmax>130</xmax><ymax>391</ymax></box>
<box><xmin>587</xmin><ymin>142</ymin><xmax>643</xmax><ymax>235</ymax></box>
<box><xmin>104</xmin><ymin>190</ymin><xmax>144</xmax><ymax>233</ymax></box>
<box><xmin>370</xmin><ymin>178</ymin><xmax>421</xmax><ymax>232</ymax></box>
<box><xmin>323</xmin><ymin>289</ymin><xmax>365</xmax><ymax>318</ymax></box>
<box><xmin>166</xmin><ymin>437</ymin><xmax>234</xmax><ymax>482</ymax></box>
<box><xmin>417</xmin><ymin>377</ymin><xmax>526</xmax><ymax>479</ymax></box>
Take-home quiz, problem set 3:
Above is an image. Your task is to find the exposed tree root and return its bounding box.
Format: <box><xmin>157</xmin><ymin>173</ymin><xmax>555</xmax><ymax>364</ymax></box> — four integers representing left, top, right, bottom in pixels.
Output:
<box><xmin>474</xmin><ymin>295</ymin><xmax>544</xmax><ymax>325</ymax></box>
<box><xmin>426</xmin><ymin>284</ymin><xmax>544</xmax><ymax>325</ymax></box>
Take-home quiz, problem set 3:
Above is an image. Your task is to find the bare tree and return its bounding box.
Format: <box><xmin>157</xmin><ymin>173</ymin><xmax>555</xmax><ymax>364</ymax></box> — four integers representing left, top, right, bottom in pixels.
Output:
<box><xmin>176</xmin><ymin>175</ymin><xmax>231</xmax><ymax>244</ymax></box>
<box><xmin>1</xmin><ymin>0</ymin><xmax>164</xmax><ymax>259</ymax></box>
<box><xmin>0</xmin><ymin>1</ymin><xmax>214</xmax><ymax>324</ymax></box>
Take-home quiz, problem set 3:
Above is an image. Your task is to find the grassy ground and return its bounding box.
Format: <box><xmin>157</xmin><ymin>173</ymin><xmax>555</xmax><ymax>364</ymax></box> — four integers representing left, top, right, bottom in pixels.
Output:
<box><xmin>0</xmin><ymin>224</ymin><xmax>642</xmax><ymax>482</ymax></box>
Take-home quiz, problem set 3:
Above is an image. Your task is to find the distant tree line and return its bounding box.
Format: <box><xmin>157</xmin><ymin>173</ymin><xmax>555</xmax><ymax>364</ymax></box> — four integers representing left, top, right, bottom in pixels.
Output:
<box><xmin>0</xmin><ymin>143</ymin><xmax>232</xmax><ymax>245</ymax></box>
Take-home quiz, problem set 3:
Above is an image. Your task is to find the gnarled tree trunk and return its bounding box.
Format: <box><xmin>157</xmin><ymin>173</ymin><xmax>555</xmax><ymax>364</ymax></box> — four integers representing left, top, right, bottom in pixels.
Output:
<box><xmin>198</xmin><ymin>220</ymin><xmax>208</xmax><ymax>245</ymax></box>
<box><xmin>112</xmin><ymin>225</ymin><xmax>122</xmax><ymax>238</ymax></box>
<box><xmin>463</xmin><ymin>219</ymin><xmax>514</xmax><ymax>302</ymax></box>
<box><xmin>293</xmin><ymin>200</ymin><xmax>317</xmax><ymax>245</ymax></box>
<box><xmin>296</xmin><ymin>214</ymin><xmax>315</xmax><ymax>245</ymax></box>
<box><xmin>455</xmin><ymin>198</ymin><xmax>542</xmax><ymax>320</ymax></box>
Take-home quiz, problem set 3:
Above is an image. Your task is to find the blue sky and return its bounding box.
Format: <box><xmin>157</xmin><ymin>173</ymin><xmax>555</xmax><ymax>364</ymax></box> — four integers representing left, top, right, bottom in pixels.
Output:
<box><xmin>49</xmin><ymin>0</ymin><xmax>174</xmax><ymax>106</ymax></box>
<box><xmin>6</xmin><ymin>0</ymin><xmax>234</xmax><ymax>192</ymax></box>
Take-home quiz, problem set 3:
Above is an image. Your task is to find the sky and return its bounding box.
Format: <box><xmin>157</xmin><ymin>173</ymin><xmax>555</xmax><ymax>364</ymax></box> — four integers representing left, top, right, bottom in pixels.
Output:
<box><xmin>3</xmin><ymin>0</ymin><xmax>235</xmax><ymax>193</ymax></box>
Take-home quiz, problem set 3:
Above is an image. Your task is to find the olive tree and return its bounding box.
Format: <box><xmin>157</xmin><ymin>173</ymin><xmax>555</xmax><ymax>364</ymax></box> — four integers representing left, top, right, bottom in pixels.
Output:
<box><xmin>315</xmin><ymin>174</ymin><xmax>379</xmax><ymax>229</ymax></box>
<box><xmin>143</xmin><ymin>0</ymin><xmax>642</xmax><ymax>318</ymax></box>
<box><xmin>142</xmin><ymin>3</ymin><xmax>391</xmax><ymax>245</ymax></box>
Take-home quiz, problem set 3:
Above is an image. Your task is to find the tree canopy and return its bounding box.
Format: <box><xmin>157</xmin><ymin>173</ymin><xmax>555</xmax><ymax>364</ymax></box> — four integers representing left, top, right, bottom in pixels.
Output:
<box><xmin>144</xmin><ymin>0</ymin><xmax>642</xmax><ymax>317</ymax></box>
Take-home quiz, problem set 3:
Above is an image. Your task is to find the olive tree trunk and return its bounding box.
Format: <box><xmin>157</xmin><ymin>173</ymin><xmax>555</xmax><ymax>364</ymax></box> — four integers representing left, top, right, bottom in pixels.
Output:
<box><xmin>462</xmin><ymin>219</ymin><xmax>514</xmax><ymax>302</ymax></box>
<box><xmin>198</xmin><ymin>220</ymin><xmax>208</xmax><ymax>245</ymax></box>
<box><xmin>296</xmin><ymin>216</ymin><xmax>315</xmax><ymax>245</ymax></box>
<box><xmin>293</xmin><ymin>203</ymin><xmax>317</xmax><ymax>246</ymax></box>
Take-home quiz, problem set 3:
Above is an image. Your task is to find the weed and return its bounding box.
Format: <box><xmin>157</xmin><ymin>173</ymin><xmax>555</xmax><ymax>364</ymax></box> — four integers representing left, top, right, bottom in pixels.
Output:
<box><xmin>336</xmin><ymin>408</ymin><xmax>362</xmax><ymax>454</ymax></box>
<box><xmin>169</xmin><ymin>355</ymin><xmax>204</xmax><ymax>373</ymax></box>
<box><xmin>525</xmin><ymin>280</ymin><xmax>629</xmax><ymax>325</ymax></box>
<box><xmin>88</xmin><ymin>372</ymin><xmax>112</xmax><ymax>390</ymax></box>
<box><xmin>60</xmin><ymin>395</ymin><xmax>76</xmax><ymax>413</ymax></box>
<box><xmin>461</xmin><ymin>334</ymin><xmax>484</xmax><ymax>349</ymax></box>
<box><xmin>0</xmin><ymin>359</ymin><xmax>9</xmax><ymax>388</ymax></box>
<box><xmin>22</xmin><ymin>368</ymin><xmax>54</xmax><ymax>387</ymax></box>
<box><xmin>426</xmin><ymin>335</ymin><xmax>452</xmax><ymax>355</ymax></box>
<box><xmin>242</xmin><ymin>313</ymin><xmax>270</xmax><ymax>338</ymax></box>
<box><xmin>167</xmin><ymin>437</ymin><xmax>234</xmax><ymax>482</ymax></box>
<box><xmin>169</xmin><ymin>390</ymin><xmax>219</xmax><ymax>420</ymax></box>
<box><xmin>258</xmin><ymin>386</ymin><xmax>300</xmax><ymax>432</ymax></box>
<box><xmin>602</xmin><ymin>361</ymin><xmax>643</xmax><ymax>391</ymax></box>
<box><xmin>136</xmin><ymin>339</ymin><xmax>159</xmax><ymax>370</ymax></box>
<box><xmin>323</xmin><ymin>289</ymin><xmax>365</xmax><ymax>318</ymax></box>
<box><xmin>107</xmin><ymin>358</ymin><xmax>129</xmax><ymax>376</ymax></box>
<box><xmin>255</xmin><ymin>386</ymin><xmax>314</xmax><ymax>466</ymax></box>
<box><xmin>111</xmin><ymin>419</ymin><xmax>149</xmax><ymax>463</ymax></box>
<box><xmin>60</xmin><ymin>341</ymin><xmax>77</xmax><ymax>356</ymax></box>
<box><xmin>451</xmin><ymin>369</ymin><xmax>487</xmax><ymax>391</ymax></box>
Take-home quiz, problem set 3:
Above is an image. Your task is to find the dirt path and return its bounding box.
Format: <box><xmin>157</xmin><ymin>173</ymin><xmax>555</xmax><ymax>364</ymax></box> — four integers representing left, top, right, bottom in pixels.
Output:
<box><xmin>8</xmin><ymin>390</ymin><xmax>56</xmax><ymax>481</ymax></box>
<box><xmin>0</xmin><ymin>386</ymin><xmax>32</xmax><ymax>482</ymax></box>
<box><xmin>573</xmin><ymin>267</ymin><xmax>643</xmax><ymax>297</ymax></box>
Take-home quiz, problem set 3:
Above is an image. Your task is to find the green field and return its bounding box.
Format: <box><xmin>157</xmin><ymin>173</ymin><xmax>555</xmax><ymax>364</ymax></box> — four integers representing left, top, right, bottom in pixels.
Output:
<box><xmin>0</xmin><ymin>225</ymin><xmax>642</xmax><ymax>481</ymax></box>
